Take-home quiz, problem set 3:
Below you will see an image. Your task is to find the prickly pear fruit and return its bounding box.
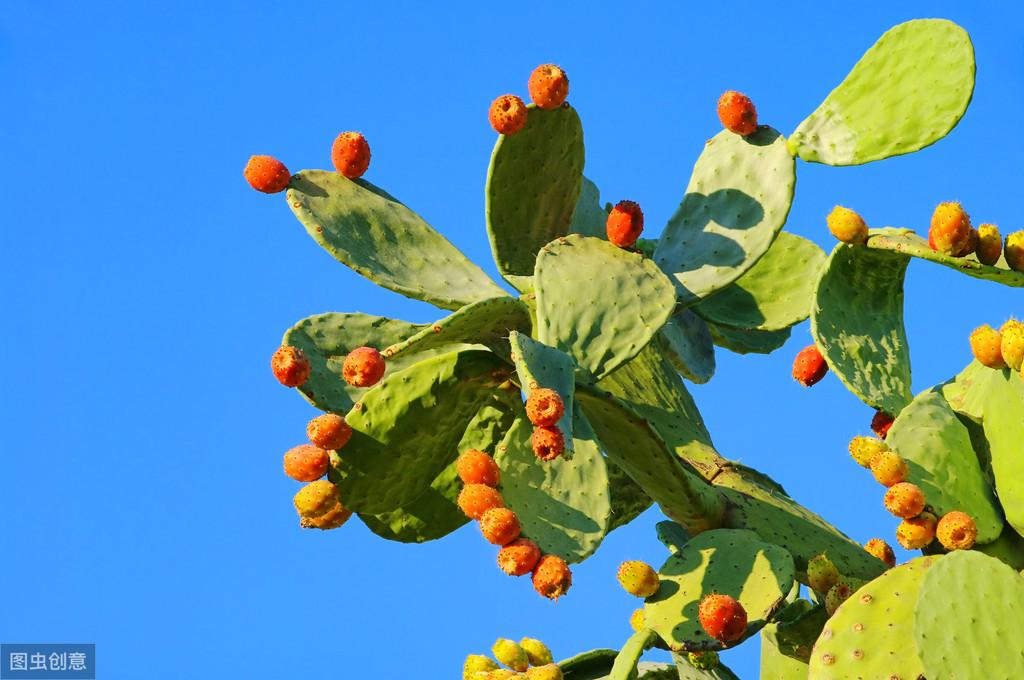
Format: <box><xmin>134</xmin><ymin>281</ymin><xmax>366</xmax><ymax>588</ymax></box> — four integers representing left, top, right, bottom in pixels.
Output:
<box><xmin>863</xmin><ymin>538</ymin><xmax>896</xmax><ymax>567</ymax></box>
<box><xmin>293</xmin><ymin>479</ymin><xmax>341</xmax><ymax>519</ymax></box>
<box><xmin>629</xmin><ymin>608</ymin><xmax>645</xmax><ymax>632</ymax></box>
<box><xmin>306</xmin><ymin>414</ymin><xmax>352</xmax><ymax>451</ymax></box>
<box><xmin>283</xmin><ymin>444</ymin><xmax>330</xmax><ymax>482</ymax></box>
<box><xmin>457</xmin><ymin>484</ymin><xmax>505</xmax><ymax>520</ymax></box>
<box><xmin>525</xmin><ymin>664</ymin><xmax>562</xmax><ymax>680</ymax></box>
<box><xmin>698</xmin><ymin>593</ymin><xmax>748</xmax><ymax>643</ymax></box>
<box><xmin>896</xmin><ymin>511</ymin><xmax>937</xmax><ymax>550</ymax></box>
<box><xmin>928</xmin><ymin>201</ymin><xmax>972</xmax><ymax>255</ymax></box>
<box><xmin>826</xmin><ymin>206</ymin><xmax>868</xmax><ymax>244</ymax></box>
<box><xmin>271</xmin><ymin>345</ymin><xmax>311</xmax><ymax>387</ymax></box>
<box><xmin>807</xmin><ymin>554</ymin><xmax>839</xmax><ymax>595</ymax></box>
<box><xmin>606</xmin><ymin>200</ymin><xmax>644</xmax><ymax>249</ymax></box>
<box><xmin>531</xmin><ymin>426</ymin><xmax>565</xmax><ymax>462</ymax></box>
<box><xmin>497</xmin><ymin>538</ymin><xmax>541</xmax><ymax>576</ymax></box>
<box><xmin>480</xmin><ymin>507</ymin><xmax>522</xmax><ymax>545</ymax></box>
<box><xmin>976</xmin><ymin>224</ymin><xmax>1003</xmax><ymax>265</ymax></box>
<box><xmin>492</xmin><ymin>639</ymin><xmax>529</xmax><ymax>672</ymax></box>
<box><xmin>936</xmin><ymin>511</ymin><xmax>978</xmax><ymax>550</ymax></box>
<box><xmin>616</xmin><ymin>560</ymin><xmax>660</xmax><ymax>598</ymax></box>
<box><xmin>1006</xmin><ymin>231</ymin><xmax>1024</xmax><ymax>272</ymax></box>
<box><xmin>716</xmin><ymin>91</ymin><xmax>757</xmax><ymax>136</ymax></box>
<box><xmin>489</xmin><ymin>95</ymin><xmax>528</xmax><ymax>136</ymax></box>
<box><xmin>528</xmin><ymin>64</ymin><xmax>569</xmax><ymax>110</ymax></box>
<box><xmin>792</xmin><ymin>345</ymin><xmax>828</xmax><ymax>387</ymax></box>
<box><xmin>520</xmin><ymin>638</ymin><xmax>553</xmax><ymax>667</ymax></box>
<box><xmin>1000</xmin><ymin>319</ymin><xmax>1024</xmax><ymax>371</ymax></box>
<box><xmin>687</xmin><ymin>651</ymin><xmax>720</xmax><ymax>671</ymax></box>
<box><xmin>848</xmin><ymin>436</ymin><xmax>888</xmax><ymax>468</ymax></box>
<box><xmin>884</xmin><ymin>482</ymin><xmax>926</xmax><ymax>519</ymax></box>
<box><xmin>244</xmin><ymin>155</ymin><xmax>291</xmax><ymax>194</ymax></box>
<box><xmin>870</xmin><ymin>450</ymin><xmax>908</xmax><ymax>487</ymax></box>
<box><xmin>532</xmin><ymin>554</ymin><xmax>572</xmax><ymax>600</ymax></box>
<box><xmin>525</xmin><ymin>388</ymin><xmax>565</xmax><ymax>428</ymax></box>
<box><xmin>301</xmin><ymin>501</ymin><xmax>352</xmax><ymax>530</ymax></box>
<box><xmin>457</xmin><ymin>449</ymin><xmax>501</xmax><ymax>487</ymax></box>
<box><xmin>970</xmin><ymin>324</ymin><xmax>1006</xmax><ymax>369</ymax></box>
<box><xmin>488</xmin><ymin>671</ymin><xmax>518</xmax><ymax>680</ymax></box>
<box><xmin>954</xmin><ymin>227</ymin><xmax>980</xmax><ymax>257</ymax></box>
<box><xmin>824</xmin><ymin>582</ymin><xmax>853</xmax><ymax>616</ymax></box>
<box><xmin>331</xmin><ymin>131</ymin><xmax>371</xmax><ymax>179</ymax></box>
<box><xmin>342</xmin><ymin>346</ymin><xmax>385</xmax><ymax>387</ymax></box>
<box><xmin>871</xmin><ymin>410</ymin><xmax>895</xmax><ymax>439</ymax></box>
<box><xmin>464</xmin><ymin>655</ymin><xmax>499</xmax><ymax>679</ymax></box>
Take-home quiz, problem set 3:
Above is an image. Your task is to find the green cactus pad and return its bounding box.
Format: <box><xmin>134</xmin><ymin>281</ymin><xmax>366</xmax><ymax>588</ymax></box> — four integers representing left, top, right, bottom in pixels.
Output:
<box><xmin>508</xmin><ymin>331</ymin><xmax>575</xmax><ymax>455</ymax></box>
<box><xmin>694</xmin><ymin>233</ymin><xmax>825</xmax><ymax>331</ymax></box>
<box><xmin>656</xmin><ymin>520</ymin><xmax>692</xmax><ymax>554</ymax></box>
<box><xmin>653</xmin><ymin>127</ymin><xmax>796</xmax><ymax>305</ymax></box>
<box><xmin>707</xmin><ymin>322</ymin><xmax>791</xmax><ymax>356</ymax></box>
<box><xmin>673</xmin><ymin>654</ymin><xmax>740</xmax><ymax>680</ymax></box>
<box><xmin>606</xmin><ymin>460</ymin><xmax>653</xmax><ymax>532</ymax></box>
<box><xmin>886</xmin><ymin>390</ymin><xmax>1003</xmax><ymax>544</ymax></box>
<box><xmin>761</xmin><ymin>599</ymin><xmax>828</xmax><ymax>663</ymax></box>
<box><xmin>811</xmin><ymin>234</ymin><xmax>912</xmax><ymax>414</ymax></box>
<box><xmin>915</xmin><ymin>551</ymin><xmax>1024</xmax><ymax>679</ymax></box>
<box><xmin>977</xmin><ymin>524</ymin><xmax>1024</xmax><ymax>570</ymax></box>
<box><xmin>328</xmin><ymin>349</ymin><xmax>510</xmax><ymax>514</ymax></box>
<box><xmin>559</xmin><ymin>649</ymin><xmax>618</xmax><ymax>680</ymax></box>
<box><xmin>981</xmin><ymin>369</ymin><xmax>1024</xmax><ymax>535</ymax></box>
<box><xmin>577</xmin><ymin>387</ymin><xmax>725</xmax><ymax>534</ymax></box>
<box><xmin>284</xmin><ymin>312</ymin><xmax>430</xmax><ymax>414</ymax></box>
<box><xmin>643</xmin><ymin>528</ymin><xmax>795</xmax><ymax>652</ymax></box>
<box><xmin>940</xmin><ymin>359</ymin><xmax>1004</xmax><ymax>422</ymax></box>
<box><xmin>789</xmin><ymin>19</ymin><xmax>974</xmax><ymax>165</ymax></box>
<box><xmin>866</xmin><ymin>229</ymin><xmax>1024</xmax><ymax>287</ymax></box>
<box><xmin>382</xmin><ymin>297</ymin><xmax>530</xmax><ymax>362</ymax></box>
<box><xmin>486</xmin><ymin>104</ymin><xmax>585</xmax><ymax>291</ymax></box>
<box><xmin>658</xmin><ymin>311</ymin><xmax>716</xmax><ymax>384</ymax></box>
<box><xmin>570</xmin><ymin>176</ymin><xmax>609</xmax><ymax>239</ymax></box>
<box><xmin>358</xmin><ymin>393</ymin><xmax>515</xmax><ymax>542</ymax></box>
<box><xmin>535</xmin><ymin>234</ymin><xmax>676</xmax><ymax>381</ymax></box>
<box><xmin>494</xmin><ymin>409</ymin><xmax>611</xmax><ymax>563</ymax></box>
<box><xmin>760</xmin><ymin>630</ymin><xmax>810</xmax><ymax>680</ymax></box>
<box><xmin>808</xmin><ymin>556</ymin><xmax>936</xmax><ymax>680</ymax></box>
<box><xmin>286</xmin><ymin>171</ymin><xmax>505</xmax><ymax>309</ymax></box>
<box><xmin>609</xmin><ymin>629</ymin><xmax>657</xmax><ymax>680</ymax></box>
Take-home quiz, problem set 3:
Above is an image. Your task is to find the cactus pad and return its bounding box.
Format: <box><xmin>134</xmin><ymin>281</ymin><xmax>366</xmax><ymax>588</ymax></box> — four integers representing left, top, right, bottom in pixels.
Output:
<box><xmin>559</xmin><ymin>649</ymin><xmax>618</xmax><ymax>680</ymax></box>
<box><xmin>654</xmin><ymin>127</ymin><xmax>796</xmax><ymax>305</ymax></box>
<box><xmin>760</xmin><ymin>630</ymin><xmax>810</xmax><ymax>680</ymax></box>
<box><xmin>658</xmin><ymin>311</ymin><xmax>716</xmax><ymax>384</ymax></box>
<box><xmin>656</xmin><ymin>520</ymin><xmax>692</xmax><ymax>555</ymax></box>
<box><xmin>941</xmin><ymin>359</ymin><xmax>1003</xmax><ymax>422</ymax></box>
<box><xmin>977</xmin><ymin>524</ymin><xmax>1024</xmax><ymax>570</ymax></box>
<box><xmin>382</xmin><ymin>297</ymin><xmax>530</xmax><ymax>361</ymax></box>
<box><xmin>570</xmin><ymin>176</ymin><xmax>609</xmax><ymax>239</ymax></box>
<box><xmin>509</xmin><ymin>331</ymin><xmax>575</xmax><ymax>455</ymax></box>
<box><xmin>981</xmin><ymin>369</ymin><xmax>1024</xmax><ymax>535</ymax></box>
<box><xmin>707</xmin><ymin>322</ymin><xmax>791</xmax><ymax>356</ymax></box>
<box><xmin>609</xmin><ymin>629</ymin><xmax>656</xmax><ymax>680</ymax></box>
<box><xmin>761</xmin><ymin>599</ymin><xmax>828</xmax><ymax>663</ymax></box>
<box><xmin>866</xmin><ymin>229</ymin><xmax>1024</xmax><ymax>287</ymax></box>
<box><xmin>286</xmin><ymin>171</ymin><xmax>505</xmax><ymax>309</ymax></box>
<box><xmin>789</xmin><ymin>19</ymin><xmax>974</xmax><ymax>165</ymax></box>
<box><xmin>606</xmin><ymin>460</ymin><xmax>653</xmax><ymax>532</ymax></box>
<box><xmin>673</xmin><ymin>654</ymin><xmax>740</xmax><ymax>680</ymax></box>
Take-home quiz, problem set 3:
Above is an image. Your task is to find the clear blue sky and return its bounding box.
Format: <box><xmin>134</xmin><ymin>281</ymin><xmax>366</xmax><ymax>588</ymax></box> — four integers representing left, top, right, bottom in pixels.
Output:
<box><xmin>2</xmin><ymin>2</ymin><xmax>1021</xmax><ymax>678</ymax></box>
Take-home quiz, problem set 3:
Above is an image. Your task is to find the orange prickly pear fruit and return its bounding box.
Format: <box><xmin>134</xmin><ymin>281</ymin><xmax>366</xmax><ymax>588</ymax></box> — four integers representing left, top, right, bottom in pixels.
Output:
<box><xmin>456</xmin><ymin>449</ymin><xmax>501</xmax><ymax>487</ymax></box>
<box><xmin>606</xmin><ymin>200</ymin><xmax>644</xmax><ymax>249</ymax></box>
<box><xmin>301</xmin><ymin>501</ymin><xmax>352</xmax><ymax>530</ymax></box>
<box><xmin>1001</xmin><ymin>319</ymin><xmax>1024</xmax><ymax>371</ymax></box>
<box><xmin>863</xmin><ymin>538</ymin><xmax>896</xmax><ymax>567</ymax></box>
<box><xmin>1006</xmin><ymin>230</ymin><xmax>1024</xmax><ymax>271</ymax></box>
<box><xmin>532</xmin><ymin>554</ymin><xmax>572</xmax><ymax>600</ymax></box>
<box><xmin>629</xmin><ymin>608</ymin><xmax>645</xmax><ymax>632</ymax></box>
<box><xmin>717</xmin><ymin>91</ymin><xmax>758</xmax><ymax>136</ymax></box>
<box><xmin>479</xmin><ymin>507</ymin><xmax>522</xmax><ymax>546</ymax></box>
<box><xmin>884</xmin><ymin>482</ymin><xmax>926</xmax><ymax>519</ymax></box>
<box><xmin>306</xmin><ymin>413</ymin><xmax>352</xmax><ymax>451</ymax></box>
<box><xmin>528</xmin><ymin>64</ymin><xmax>569</xmax><ymax>110</ymax></box>
<box><xmin>936</xmin><ymin>511</ymin><xmax>978</xmax><ymax>550</ymax></box>
<box><xmin>244</xmin><ymin>155</ymin><xmax>291</xmax><ymax>193</ymax></box>
<box><xmin>525</xmin><ymin>388</ymin><xmax>565</xmax><ymax>427</ymax></box>
<box><xmin>969</xmin><ymin>325</ymin><xmax>1006</xmax><ymax>369</ymax></box>
<box><xmin>293</xmin><ymin>479</ymin><xmax>341</xmax><ymax>519</ymax></box>
<box><xmin>896</xmin><ymin>511</ymin><xmax>938</xmax><ymax>550</ymax></box>
<box><xmin>457</xmin><ymin>484</ymin><xmax>504</xmax><ymax>520</ymax></box>
<box><xmin>271</xmin><ymin>345</ymin><xmax>311</xmax><ymax>387</ymax></box>
<box><xmin>928</xmin><ymin>201</ymin><xmax>972</xmax><ymax>255</ymax></box>
<box><xmin>792</xmin><ymin>345</ymin><xmax>828</xmax><ymax>387</ymax></box>
<box><xmin>497</xmin><ymin>538</ymin><xmax>541</xmax><ymax>576</ymax></box>
<box><xmin>342</xmin><ymin>346</ymin><xmax>385</xmax><ymax>387</ymax></box>
<box><xmin>826</xmin><ymin>206</ymin><xmax>868</xmax><ymax>244</ymax></box>
<box><xmin>489</xmin><ymin>94</ymin><xmax>528</xmax><ymax>136</ymax></box>
<box><xmin>870</xmin><ymin>450</ymin><xmax>909</xmax><ymax>487</ymax></box>
<box><xmin>532</xmin><ymin>426</ymin><xmax>565</xmax><ymax>461</ymax></box>
<box><xmin>331</xmin><ymin>131</ymin><xmax>371</xmax><ymax>179</ymax></box>
<box><xmin>976</xmin><ymin>224</ymin><xmax>1003</xmax><ymax>265</ymax></box>
<box><xmin>283</xmin><ymin>444</ymin><xmax>330</xmax><ymax>482</ymax></box>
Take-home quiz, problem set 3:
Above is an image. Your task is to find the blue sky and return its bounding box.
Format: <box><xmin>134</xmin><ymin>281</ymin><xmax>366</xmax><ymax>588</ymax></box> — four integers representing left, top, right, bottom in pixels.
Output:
<box><xmin>2</xmin><ymin>2</ymin><xmax>1021</xmax><ymax>678</ymax></box>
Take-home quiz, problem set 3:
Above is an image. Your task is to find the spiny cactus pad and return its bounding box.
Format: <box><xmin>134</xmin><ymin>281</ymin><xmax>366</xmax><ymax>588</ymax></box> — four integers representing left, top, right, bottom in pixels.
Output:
<box><xmin>486</xmin><ymin>104</ymin><xmax>584</xmax><ymax>291</ymax></box>
<box><xmin>382</xmin><ymin>297</ymin><xmax>530</xmax><ymax>361</ymax></box>
<box><xmin>605</xmin><ymin>460</ymin><xmax>654</xmax><ymax>532</ymax></box>
<box><xmin>981</xmin><ymin>369</ymin><xmax>1024</xmax><ymax>535</ymax></box>
<box><xmin>509</xmin><ymin>331</ymin><xmax>576</xmax><ymax>455</ymax></box>
<box><xmin>866</xmin><ymin>229</ymin><xmax>1024</xmax><ymax>287</ymax></box>
<box><xmin>654</xmin><ymin>127</ymin><xmax>796</xmax><ymax>306</ymax></box>
<box><xmin>789</xmin><ymin>19</ymin><xmax>974</xmax><ymax>165</ymax></box>
<box><xmin>656</xmin><ymin>520</ymin><xmax>692</xmax><ymax>555</ymax></box>
<box><xmin>760</xmin><ymin>599</ymin><xmax>827</xmax><ymax>663</ymax></box>
<box><xmin>976</xmin><ymin>524</ymin><xmax>1024</xmax><ymax>570</ymax></box>
<box><xmin>759</xmin><ymin>629</ymin><xmax>810</xmax><ymax>680</ymax></box>
<box><xmin>286</xmin><ymin>171</ymin><xmax>505</xmax><ymax>309</ymax></box>
<box><xmin>706</xmin><ymin>322</ymin><xmax>791</xmax><ymax>356</ymax></box>
<box><xmin>643</xmin><ymin>528</ymin><xmax>794</xmax><ymax>652</ymax></box>
<box><xmin>569</xmin><ymin>176</ymin><xmax>609</xmax><ymax>239</ymax></box>
<box><xmin>557</xmin><ymin>649</ymin><xmax>617</xmax><ymax>680</ymax></box>
<box><xmin>657</xmin><ymin>311</ymin><xmax>716</xmax><ymax>384</ymax></box>
<box><xmin>608</xmin><ymin>629</ymin><xmax>656</xmax><ymax>680</ymax></box>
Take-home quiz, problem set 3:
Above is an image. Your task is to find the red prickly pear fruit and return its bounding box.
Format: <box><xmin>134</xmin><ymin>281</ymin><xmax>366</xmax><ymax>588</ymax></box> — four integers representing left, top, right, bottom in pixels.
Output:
<box><xmin>528</xmin><ymin>64</ymin><xmax>569</xmax><ymax>110</ymax></box>
<box><xmin>871</xmin><ymin>410</ymin><xmax>895</xmax><ymax>439</ymax></box>
<box><xmin>283</xmin><ymin>444</ymin><xmax>330</xmax><ymax>482</ymax></box>
<box><xmin>863</xmin><ymin>538</ymin><xmax>896</xmax><ymax>567</ymax></box>
<box><xmin>870</xmin><ymin>450</ymin><xmax>909</xmax><ymax>487</ymax></box>
<box><xmin>457</xmin><ymin>484</ymin><xmax>505</xmax><ymax>520</ymax></box>
<box><xmin>1006</xmin><ymin>231</ymin><xmax>1024</xmax><ymax>272</ymax></box>
<box><xmin>479</xmin><ymin>507</ymin><xmax>522</xmax><ymax>546</ymax></box>
<box><xmin>976</xmin><ymin>224</ymin><xmax>1003</xmax><ymax>265</ymax></box>
<box><xmin>884</xmin><ymin>482</ymin><xmax>926</xmax><ymax>519</ymax></box>
<box><xmin>342</xmin><ymin>346</ymin><xmax>385</xmax><ymax>387</ymax></box>
<box><xmin>953</xmin><ymin>227</ymin><xmax>979</xmax><ymax>257</ymax></box>
<box><xmin>456</xmin><ymin>449</ymin><xmax>501</xmax><ymax>487</ymax></box>
<box><xmin>532</xmin><ymin>426</ymin><xmax>565</xmax><ymax>461</ymax></box>
<box><xmin>1001</xmin><ymin>319</ymin><xmax>1024</xmax><ymax>371</ymax></box>
<box><xmin>520</xmin><ymin>638</ymin><xmax>553</xmax><ymax>667</ymax></box>
<box><xmin>928</xmin><ymin>202</ymin><xmax>972</xmax><ymax>255</ymax></box>
<box><xmin>716</xmin><ymin>91</ymin><xmax>758</xmax><ymax>136</ymax></box>
<box><xmin>826</xmin><ymin>206</ymin><xmax>868</xmax><ymax>245</ymax></box>
<box><xmin>532</xmin><ymin>554</ymin><xmax>572</xmax><ymax>600</ymax></box>
<box><xmin>492</xmin><ymin>639</ymin><xmax>529</xmax><ymax>672</ymax></box>
<box><xmin>331</xmin><ymin>131</ymin><xmax>371</xmax><ymax>179</ymax></box>
<box><xmin>525</xmin><ymin>388</ymin><xmax>566</xmax><ymax>427</ymax></box>
<box><xmin>271</xmin><ymin>345</ymin><xmax>311</xmax><ymax>387</ymax></box>
<box><xmin>616</xmin><ymin>561</ymin><xmax>660</xmax><ymax>598</ymax></box>
<box><xmin>792</xmin><ymin>345</ymin><xmax>828</xmax><ymax>387</ymax></box>
<box><xmin>293</xmin><ymin>479</ymin><xmax>341</xmax><ymax>519</ymax></box>
<box><xmin>848</xmin><ymin>435</ymin><xmax>888</xmax><ymax>468</ymax></box>
<box><xmin>497</xmin><ymin>538</ymin><xmax>541</xmax><ymax>576</ymax></box>
<box><xmin>824</xmin><ymin>582</ymin><xmax>853</xmax><ymax>616</ymax></box>
<box><xmin>301</xmin><ymin>501</ymin><xmax>352</xmax><ymax>530</ymax></box>
<box><xmin>936</xmin><ymin>511</ymin><xmax>978</xmax><ymax>550</ymax></box>
<box><xmin>489</xmin><ymin>94</ymin><xmax>528</xmax><ymax>136</ymax></box>
<box><xmin>807</xmin><ymin>554</ymin><xmax>839</xmax><ymax>595</ymax></box>
<box><xmin>306</xmin><ymin>413</ymin><xmax>352</xmax><ymax>450</ymax></box>
<box><xmin>606</xmin><ymin>200</ymin><xmax>645</xmax><ymax>249</ymax></box>
<box><xmin>629</xmin><ymin>608</ymin><xmax>645</xmax><ymax>632</ymax></box>
<box><xmin>970</xmin><ymin>325</ymin><xmax>1006</xmax><ymax>369</ymax></box>
<box><xmin>244</xmin><ymin>155</ymin><xmax>291</xmax><ymax>194</ymax></box>
<box><xmin>697</xmin><ymin>593</ymin><xmax>748</xmax><ymax>643</ymax></box>
<box><xmin>896</xmin><ymin>511</ymin><xmax>937</xmax><ymax>550</ymax></box>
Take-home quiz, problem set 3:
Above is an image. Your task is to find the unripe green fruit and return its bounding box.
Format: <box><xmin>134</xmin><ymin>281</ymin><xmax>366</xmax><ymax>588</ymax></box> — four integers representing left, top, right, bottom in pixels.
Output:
<box><xmin>807</xmin><ymin>554</ymin><xmax>839</xmax><ymax>594</ymax></box>
<box><xmin>825</xmin><ymin>581</ymin><xmax>853</xmax><ymax>616</ymax></box>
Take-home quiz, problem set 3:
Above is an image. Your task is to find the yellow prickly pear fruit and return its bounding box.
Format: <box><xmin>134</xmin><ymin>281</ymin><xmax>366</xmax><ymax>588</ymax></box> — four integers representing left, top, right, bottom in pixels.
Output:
<box><xmin>807</xmin><ymin>554</ymin><xmax>839</xmax><ymax>595</ymax></box>
<box><xmin>525</xmin><ymin>664</ymin><xmax>563</xmax><ymax>680</ymax></box>
<box><xmin>1006</xmin><ymin>230</ymin><xmax>1024</xmax><ymax>271</ymax></box>
<box><xmin>464</xmin><ymin>655</ymin><xmax>499</xmax><ymax>679</ymax></box>
<box><xmin>976</xmin><ymin>224</ymin><xmax>1002</xmax><ymax>265</ymax></box>
<box><xmin>520</xmin><ymin>638</ymin><xmax>552</xmax><ymax>667</ymax></box>
<box><xmin>293</xmin><ymin>480</ymin><xmax>340</xmax><ymax>519</ymax></box>
<box><xmin>617</xmin><ymin>561</ymin><xmax>660</xmax><ymax>598</ymax></box>
<box><xmin>897</xmin><ymin>511</ymin><xmax>938</xmax><ymax>550</ymax></box>
<box><xmin>300</xmin><ymin>501</ymin><xmax>352</xmax><ymax>530</ymax></box>
<box><xmin>826</xmin><ymin>206</ymin><xmax>868</xmax><ymax>244</ymax></box>
<box><xmin>848</xmin><ymin>436</ymin><xmax>888</xmax><ymax>468</ymax></box>
<box><xmin>970</xmin><ymin>325</ymin><xmax>1006</xmax><ymax>368</ymax></box>
<box><xmin>629</xmin><ymin>608</ymin><xmax>645</xmax><ymax>632</ymax></box>
<box><xmin>870</xmin><ymin>450</ymin><xmax>909</xmax><ymax>487</ymax></box>
<box><xmin>1000</xmin><ymin>319</ymin><xmax>1024</xmax><ymax>371</ymax></box>
<box><xmin>492</xmin><ymin>639</ymin><xmax>529</xmax><ymax>672</ymax></box>
<box><xmin>936</xmin><ymin>511</ymin><xmax>978</xmax><ymax>550</ymax></box>
<box><xmin>488</xmin><ymin>671</ymin><xmax>519</xmax><ymax>680</ymax></box>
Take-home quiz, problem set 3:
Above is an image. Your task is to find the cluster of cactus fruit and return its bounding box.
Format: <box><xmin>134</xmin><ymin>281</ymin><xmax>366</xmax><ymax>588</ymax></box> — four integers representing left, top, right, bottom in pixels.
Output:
<box><xmin>248</xmin><ymin>17</ymin><xmax>1024</xmax><ymax>678</ymax></box>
